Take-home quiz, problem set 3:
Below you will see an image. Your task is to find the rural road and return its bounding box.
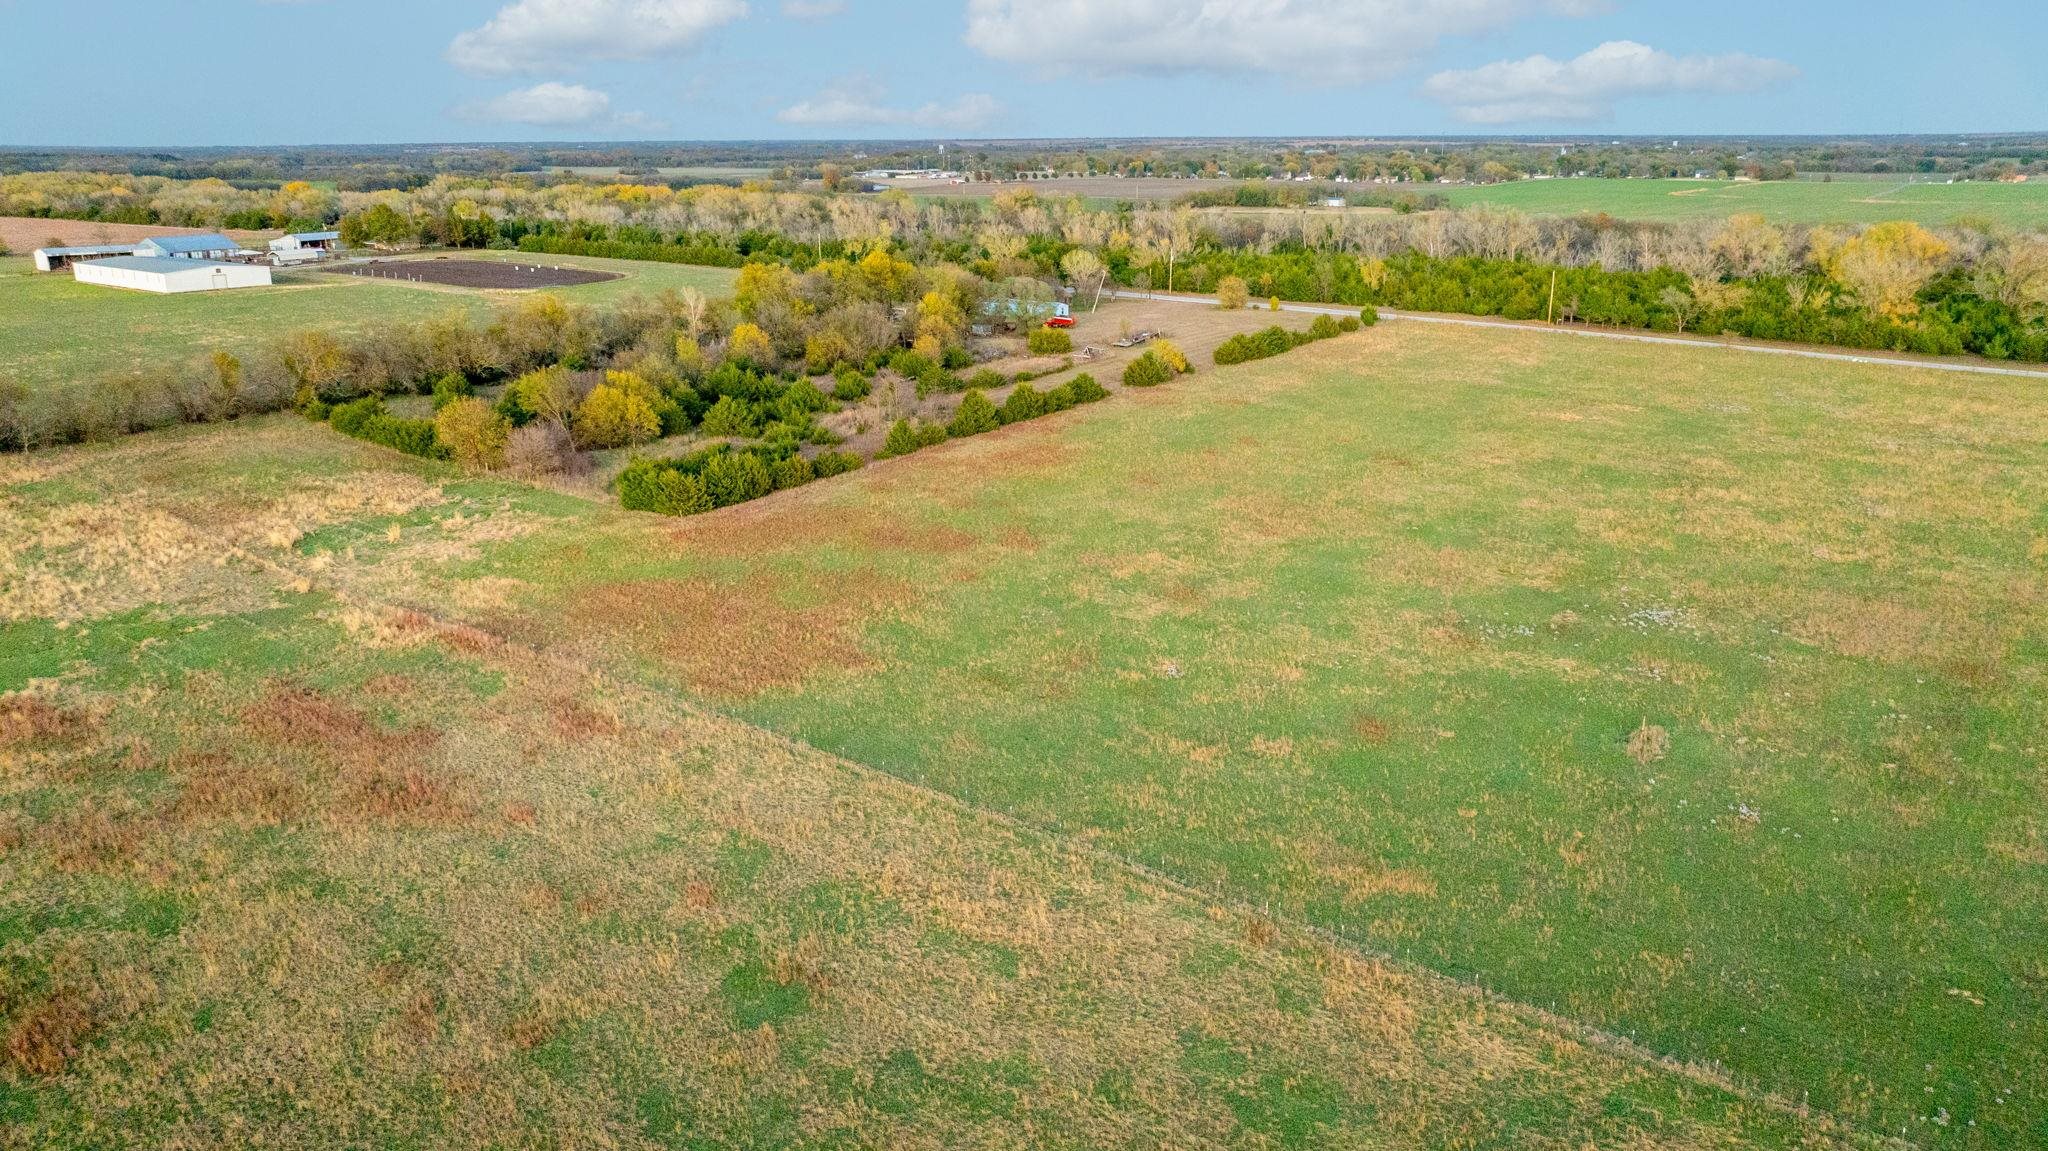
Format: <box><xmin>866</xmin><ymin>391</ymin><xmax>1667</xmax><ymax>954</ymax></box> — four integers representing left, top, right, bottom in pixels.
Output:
<box><xmin>1105</xmin><ymin>289</ymin><xmax>2048</xmax><ymax>382</ymax></box>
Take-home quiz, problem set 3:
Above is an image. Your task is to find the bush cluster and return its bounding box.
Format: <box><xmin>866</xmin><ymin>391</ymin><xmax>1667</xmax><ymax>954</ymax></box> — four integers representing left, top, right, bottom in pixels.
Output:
<box><xmin>325</xmin><ymin>398</ymin><xmax>448</xmax><ymax>460</ymax></box>
<box><xmin>1027</xmin><ymin>327</ymin><xmax>1073</xmax><ymax>355</ymax></box>
<box><xmin>1122</xmin><ymin>352</ymin><xmax>1172</xmax><ymax>387</ymax></box>
<box><xmin>1212</xmin><ymin>314</ymin><xmax>1360</xmax><ymax>366</ymax></box>
<box><xmin>616</xmin><ymin>441</ymin><xmax>862</xmax><ymax>517</ymax></box>
<box><xmin>947</xmin><ymin>390</ymin><xmax>1000</xmax><ymax>437</ymax></box>
<box><xmin>880</xmin><ymin>418</ymin><xmax>950</xmax><ymax>459</ymax></box>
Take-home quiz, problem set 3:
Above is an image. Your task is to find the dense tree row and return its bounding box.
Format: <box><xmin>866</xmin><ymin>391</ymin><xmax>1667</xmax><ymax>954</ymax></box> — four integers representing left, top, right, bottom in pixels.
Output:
<box><xmin>9</xmin><ymin>138</ymin><xmax>2048</xmax><ymax>194</ymax></box>
<box><xmin>0</xmin><ymin>172</ymin><xmax>340</xmax><ymax>232</ymax></box>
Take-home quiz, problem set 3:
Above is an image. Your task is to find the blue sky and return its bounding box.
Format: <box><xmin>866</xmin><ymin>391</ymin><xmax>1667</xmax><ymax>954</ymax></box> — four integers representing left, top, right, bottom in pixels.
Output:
<box><xmin>0</xmin><ymin>0</ymin><xmax>2042</xmax><ymax>146</ymax></box>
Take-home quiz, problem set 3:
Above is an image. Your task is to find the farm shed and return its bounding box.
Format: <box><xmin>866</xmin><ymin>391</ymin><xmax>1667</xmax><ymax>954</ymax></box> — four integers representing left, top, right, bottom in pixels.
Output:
<box><xmin>73</xmin><ymin>256</ymin><xmax>273</xmax><ymax>294</ymax></box>
<box><xmin>32</xmin><ymin>244</ymin><xmax>143</xmax><ymax>272</ymax></box>
<box><xmin>133</xmin><ymin>233</ymin><xmax>244</xmax><ymax>261</ymax></box>
<box><xmin>269</xmin><ymin>230</ymin><xmax>341</xmax><ymax>260</ymax></box>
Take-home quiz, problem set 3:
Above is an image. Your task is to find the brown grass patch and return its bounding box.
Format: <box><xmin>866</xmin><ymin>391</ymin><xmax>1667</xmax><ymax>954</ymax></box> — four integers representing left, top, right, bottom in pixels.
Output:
<box><xmin>45</xmin><ymin>801</ymin><xmax>147</xmax><ymax>875</ymax></box>
<box><xmin>242</xmin><ymin>684</ymin><xmax>381</xmax><ymax>747</ymax></box>
<box><xmin>4</xmin><ymin>991</ymin><xmax>94</xmax><ymax>1078</ymax></box>
<box><xmin>1352</xmin><ymin>714</ymin><xmax>1392</xmax><ymax>745</ymax></box>
<box><xmin>1790</xmin><ymin>592</ymin><xmax>2009</xmax><ymax>668</ymax></box>
<box><xmin>505</xmin><ymin>1013</ymin><xmax>556</xmax><ymax>1052</ymax></box>
<box><xmin>401</xmin><ymin>991</ymin><xmax>442</xmax><ymax>1043</ymax></box>
<box><xmin>673</xmin><ymin>499</ymin><xmax>977</xmax><ymax>560</ymax></box>
<box><xmin>167</xmin><ymin>751</ymin><xmax>304</xmax><ymax>828</ymax></box>
<box><xmin>550</xmin><ymin>699</ymin><xmax>621</xmax><ymax>741</ymax></box>
<box><xmin>1626</xmin><ymin>721</ymin><xmax>1672</xmax><ymax>766</ymax></box>
<box><xmin>238</xmin><ymin>683</ymin><xmax>461</xmax><ymax>824</ymax></box>
<box><xmin>564</xmin><ymin>575</ymin><xmax>900</xmax><ymax>699</ymax></box>
<box><xmin>1327</xmin><ymin>864</ymin><xmax>1439</xmax><ymax>902</ymax></box>
<box><xmin>0</xmin><ymin>694</ymin><xmax>88</xmax><ymax>746</ymax></box>
<box><xmin>1941</xmin><ymin>657</ymin><xmax>2002</xmax><ymax>689</ymax></box>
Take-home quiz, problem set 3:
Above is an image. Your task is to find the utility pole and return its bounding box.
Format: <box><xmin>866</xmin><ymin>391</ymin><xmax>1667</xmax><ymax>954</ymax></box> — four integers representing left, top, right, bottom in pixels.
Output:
<box><xmin>1547</xmin><ymin>269</ymin><xmax>1558</xmax><ymax>325</ymax></box>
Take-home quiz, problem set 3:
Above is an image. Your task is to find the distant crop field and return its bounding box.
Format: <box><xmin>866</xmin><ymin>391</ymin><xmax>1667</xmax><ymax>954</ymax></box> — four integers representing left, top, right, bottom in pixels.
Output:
<box><xmin>554</xmin><ymin>164</ymin><xmax>778</xmax><ymax>181</ymax></box>
<box><xmin>0</xmin><ymin>215</ymin><xmax>276</xmax><ymax>254</ymax></box>
<box><xmin>887</xmin><ymin>176</ymin><xmax>1221</xmax><ymax>204</ymax></box>
<box><xmin>0</xmin><ymin>250</ymin><xmax>736</xmax><ymax>394</ymax></box>
<box><xmin>1439</xmin><ymin>177</ymin><xmax>2048</xmax><ymax>226</ymax></box>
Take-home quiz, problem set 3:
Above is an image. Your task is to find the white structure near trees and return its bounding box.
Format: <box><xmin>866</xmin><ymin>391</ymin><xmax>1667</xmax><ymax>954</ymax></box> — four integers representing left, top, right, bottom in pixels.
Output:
<box><xmin>73</xmin><ymin>257</ymin><xmax>273</xmax><ymax>294</ymax></box>
<box><xmin>133</xmin><ymin>233</ymin><xmax>243</xmax><ymax>261</ymax></box>
<box><xmin>269</xmin><ymin>231</ymin><xmax>341</xmax><ymax>264</ymax></box>
<box><xmin>33</xmin><ymin>244</ymin><xmax>142</xmax><ymax>272</ymax></box>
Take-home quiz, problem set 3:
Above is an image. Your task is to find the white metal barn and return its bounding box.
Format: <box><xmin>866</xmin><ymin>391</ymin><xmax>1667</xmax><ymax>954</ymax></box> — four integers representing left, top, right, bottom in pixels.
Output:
<box><xmin>73</xmin><ymin>257</ymin><xmax>273</xmax><ymax>294</ymax></box>
<box><xmin>32</xmin><ymin>244</ymin><xmax>142</xmax><ymax>272</ymax></box>
<box><xmin>132</xmin><ymin>233</ymin><xmax>243</xmax><ymax>261</ymax></box>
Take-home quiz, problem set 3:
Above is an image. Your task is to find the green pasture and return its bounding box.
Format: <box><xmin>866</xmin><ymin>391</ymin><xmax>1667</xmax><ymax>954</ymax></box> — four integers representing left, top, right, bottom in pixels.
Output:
<box><xmin>0</xmin><ymin>251</ymin><xmax>736</xmax><ymax>395</ymax></box>
<box><xmin>0</xmin><ymin>408</ymin><xmax>1839</xmax><ymax>1149</ymax></box>
<box><xmin>414</xmin><ymin>321</ymin><xmax>2046</xmax><ymax>1149</ymax></box>
<box><xmin>1439</xmin><ymin>177</ymin><xmax>2048</xmax><ymax>227</ymax></box>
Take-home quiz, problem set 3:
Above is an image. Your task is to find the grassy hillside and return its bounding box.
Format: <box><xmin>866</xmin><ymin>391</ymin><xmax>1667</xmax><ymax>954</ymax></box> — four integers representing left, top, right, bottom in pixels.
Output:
<box><xmin>0</xmin><ymin>423</ymin><xmax>1849</xmax><ymax>1149</ymax></box>
<box><xmin>0</xmin><ymin>252</ymin><xmax>737</xmax><ymax>395</ymax></box>
<box><xmin>1439</xmin><ymin>177</ymin><xmax>2048</xmax><ymax>226</ymax></box>
<box><xmin>301</xmin><ymin>321</ymin><xmax>2044</xmax><ymax>1148</ymax></box>
<box><xmin>5</xmin><ymin>315</ymin><xmax>2040</xmax><ymax>1147</ymax></box>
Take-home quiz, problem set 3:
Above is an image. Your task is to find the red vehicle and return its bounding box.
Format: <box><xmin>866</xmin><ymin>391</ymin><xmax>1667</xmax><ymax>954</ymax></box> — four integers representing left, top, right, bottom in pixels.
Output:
<box><xmin>1045</xmin><ymin>315</ymin><xmax>1075</xmax><ymax>329</ymax></box>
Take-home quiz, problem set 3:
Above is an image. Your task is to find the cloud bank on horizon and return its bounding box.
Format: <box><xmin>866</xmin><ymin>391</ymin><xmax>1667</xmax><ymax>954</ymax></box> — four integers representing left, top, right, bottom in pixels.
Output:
<box><xmin>434</xmin><ymin>0</ymin><xmax>1795</xmax><ymax>134</ymax></box>
<box><xmin>17</xmin><ymin>0</ymin><xmax>2029</xmax><ymax>144</ymax></box>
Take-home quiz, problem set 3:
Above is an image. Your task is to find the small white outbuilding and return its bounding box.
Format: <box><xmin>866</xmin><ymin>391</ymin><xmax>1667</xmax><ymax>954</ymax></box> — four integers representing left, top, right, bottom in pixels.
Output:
<box><xmin>32</xmin><ymin>244</ymin><xmax>143</xmax><ymax>272</ymax></box>
<box><xmin>73</xmin><ymin>256</ymin><xmax>273</xmax><ymax>294</ymax></box>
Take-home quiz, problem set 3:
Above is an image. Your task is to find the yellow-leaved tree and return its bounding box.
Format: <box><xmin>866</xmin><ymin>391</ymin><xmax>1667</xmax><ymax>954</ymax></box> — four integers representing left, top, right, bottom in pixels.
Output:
<box><xmin>434</xmin><ymin>397</ymin><xmax>511</xmax><ymax>472</ymax></box>
<box><xmin>572</xmin><ymin>383</ymin><xmax>660</xmax><ymax>450</ymax></box>
<box><xmin>1815</xmin><ymin>221</ymin><xmax>1951</xmax><ymax>320</ymax></box>
<box><xmin>727</xmin><ymin>322</ymin><xmax>776</xmax><ymax>366</ymax></box>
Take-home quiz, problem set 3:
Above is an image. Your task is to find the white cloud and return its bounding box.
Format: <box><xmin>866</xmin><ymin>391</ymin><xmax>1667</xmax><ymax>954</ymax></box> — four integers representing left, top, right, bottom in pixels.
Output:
<box><xmin>449</xmin><ymin>0</ymin><xmax>748</xmax><ymax>74</ymax></box>
<box><xmin>778</xmin><ymin>81</ymin><xmax>1000</xmax><ymax>130</ymax></box>
<box><xmin>1422</xmin><ymin>40</ymin><xmax>1798</xmax><ymax>123</ymax></box>
<box><xmin>963</xmin><ymin>0</ymin><xmax>1606</xmax><ymax>82</ymax></box>
<box><xmin>459</xmin><ymin>82</ymin><xmax>615</xmax><ymax>126</ymax></box>
<box><xmin>780</xmin><ymin>0</ymin><xmax>844</xmax><ymax>18</ymax></box>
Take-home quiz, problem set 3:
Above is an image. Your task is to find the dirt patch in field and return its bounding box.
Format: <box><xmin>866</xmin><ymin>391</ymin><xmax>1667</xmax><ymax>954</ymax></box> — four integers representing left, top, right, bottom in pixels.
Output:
<box><xmin>564</xmin><ymin>574</ymin><xmax>901</xmax><ymax>698</ymax></box>
<box><xmin>325</xmin><ymin>258</ymin><xmax>622</xmax><ymax>291</ymax></box>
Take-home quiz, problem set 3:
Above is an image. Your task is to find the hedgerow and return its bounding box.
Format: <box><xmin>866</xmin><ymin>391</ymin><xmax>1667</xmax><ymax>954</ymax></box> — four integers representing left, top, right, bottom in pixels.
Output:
<box><xmin>325</xmin><ymin>398</ymin><xmax>448</xmax><ymax>460</ymax></box>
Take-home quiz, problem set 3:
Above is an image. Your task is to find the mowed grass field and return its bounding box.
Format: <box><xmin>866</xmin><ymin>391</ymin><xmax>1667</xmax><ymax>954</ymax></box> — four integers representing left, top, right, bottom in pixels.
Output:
<box><xmin>0</xmin><ymin>251</ymin><xmax>738</xmax><ymax>395</ymax></box>
<box><xmin>0</xmin><ymin>428</ymin><xmax>1849</xmax><ymax>1148</ymax></box>
<box><xmin>1439</xmin><ymin>177</ymin><xmax>2048</xmax><ymax>227</ymax></box>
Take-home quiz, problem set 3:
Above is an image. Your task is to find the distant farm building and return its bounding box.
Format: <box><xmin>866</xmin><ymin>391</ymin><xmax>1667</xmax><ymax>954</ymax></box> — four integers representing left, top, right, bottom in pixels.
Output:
<box><xmin>133</xmin><ymin>233</ymin><xmax>244</xmax><ymax>261</ymax></box>
<box><xmin>33</xmin><ymin>244</ymin><xmax>143</xmax><ymax>272</ymax></box>
<box><xmin>72</xmin><ymin>257</ymin><xmax>273</xmax><ymax>294</ymax></box>
<box><xmin>269</xmin><ymin>231</ymin><xmax>341</xmax><ymax>264</ymax></box>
